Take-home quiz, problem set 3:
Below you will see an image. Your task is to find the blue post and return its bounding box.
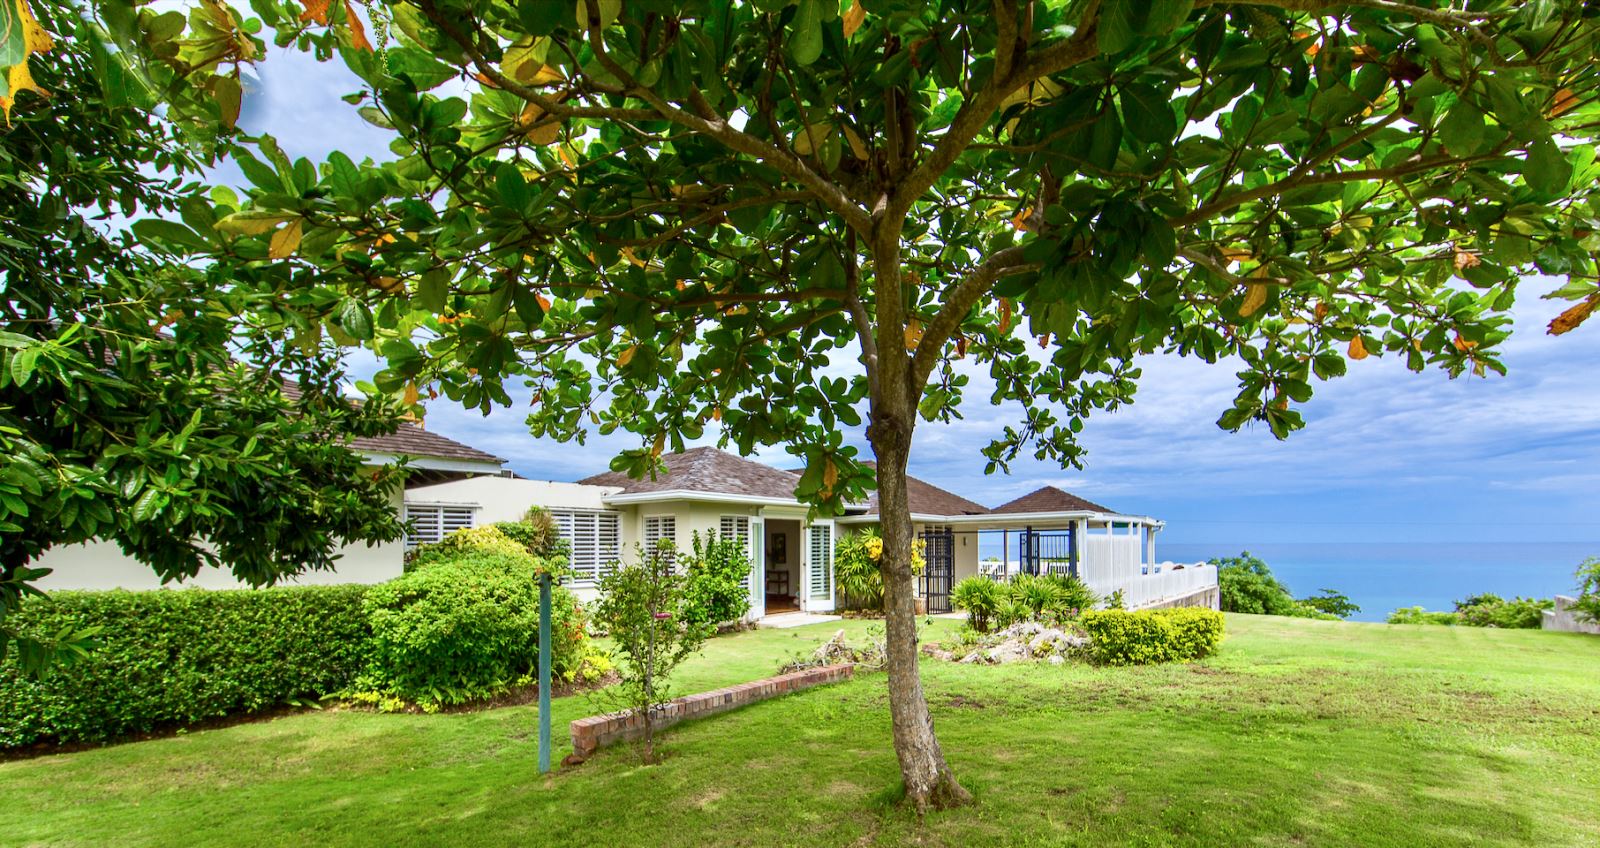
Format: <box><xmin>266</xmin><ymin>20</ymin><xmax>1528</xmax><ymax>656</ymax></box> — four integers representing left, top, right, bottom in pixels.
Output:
<box><xmin>538</xmin><ymin>572</ymin><xmax>552</xmax><ymax>775</ymax></box>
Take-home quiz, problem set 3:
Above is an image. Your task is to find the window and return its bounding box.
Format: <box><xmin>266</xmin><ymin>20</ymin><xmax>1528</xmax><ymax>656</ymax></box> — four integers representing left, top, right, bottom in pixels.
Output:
<box><xmin>403</xmin><ymin>504</ymin><xmax>475</xmax><ymax>549</ymax></box>
<box><xmin>808</xmin><ymin>523</ymin><xmax>833</xmax><ymax>599</ymax></box>
<box><xmin>643</xmin><ymin>515</ymin><xmax>677</xmax><ymax>563</ymax></box>
<box><xmin>551</xmin><ymin>510</ymin><xmax>621</xmax><ymax>584</ymax></box>
<box><xmin>719</xmin><ymin>515</ymin><xmax>750</xmax><ymax>552</ymax></box>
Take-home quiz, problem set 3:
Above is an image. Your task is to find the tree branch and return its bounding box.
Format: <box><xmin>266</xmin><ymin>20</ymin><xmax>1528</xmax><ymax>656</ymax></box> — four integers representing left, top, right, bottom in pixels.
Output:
<box><xmin>908</xmin><ymin>245</ymin><xmax>1038</xmax><ymax>388</ymax></box>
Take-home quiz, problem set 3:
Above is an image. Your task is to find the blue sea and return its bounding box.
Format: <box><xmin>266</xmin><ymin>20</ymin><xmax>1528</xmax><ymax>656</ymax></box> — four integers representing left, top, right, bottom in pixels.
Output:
<box><xmin>1161</xmin><ymin>541</ymin><xmax>1599</xmax><ymax>622</ymax></box>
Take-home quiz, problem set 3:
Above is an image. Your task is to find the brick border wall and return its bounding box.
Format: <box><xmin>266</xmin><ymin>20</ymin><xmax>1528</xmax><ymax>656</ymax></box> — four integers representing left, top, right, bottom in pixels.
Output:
<box><xmin>569</xmin><ymin>664</ymin><xmax>855</xmax><ymax>760</ymax></box>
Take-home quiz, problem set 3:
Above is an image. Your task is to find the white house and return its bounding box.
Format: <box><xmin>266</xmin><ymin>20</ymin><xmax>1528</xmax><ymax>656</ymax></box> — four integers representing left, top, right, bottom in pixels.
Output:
<box><xmin>34</xmin><ymin>421</ymin><xmax>507</xmax><ymax>591</ymax></box>
<box><xmin>404</xmin><ymin>447</ymin><xmax>1219</xmax><ymax>619</ymax></box>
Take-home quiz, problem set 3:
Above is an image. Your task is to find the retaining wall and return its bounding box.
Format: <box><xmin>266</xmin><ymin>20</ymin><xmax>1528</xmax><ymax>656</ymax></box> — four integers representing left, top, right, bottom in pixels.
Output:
<box><xmin>1543</xmin><ymin>596</ymin><xmax>1600</xmax><ymax>635</ymax></box>
<box><xmin>570</xmin><ymin>663</ymin><xmax>855</xmax><ymax>759</ymax></box>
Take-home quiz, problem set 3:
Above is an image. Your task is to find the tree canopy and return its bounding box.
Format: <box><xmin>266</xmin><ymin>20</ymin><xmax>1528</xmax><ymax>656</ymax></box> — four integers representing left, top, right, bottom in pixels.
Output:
<box><xmin>57</xmin><ymin>0</ymin><xmax>1600</xmax><ymax>808</ymax></box>
<box><xmin>0</xmin><ymin>0</ymin><xmax>408</xmax><ymax>672</ymax></box>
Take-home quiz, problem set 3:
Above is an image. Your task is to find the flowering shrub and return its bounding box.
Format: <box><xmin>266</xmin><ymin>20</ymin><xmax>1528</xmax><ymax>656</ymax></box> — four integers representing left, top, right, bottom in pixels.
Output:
<box><xmin>834</xmin><ymin>529</ymin><xmax>926</xmax><ymax>611</ymax></box>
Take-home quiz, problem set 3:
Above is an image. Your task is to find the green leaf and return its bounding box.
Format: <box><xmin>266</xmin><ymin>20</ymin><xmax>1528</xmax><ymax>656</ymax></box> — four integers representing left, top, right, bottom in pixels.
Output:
<box><xmin>1438</xmin><ymin>99</ymin><xmax>1486</xmax><ymax>156</ymax></box>
<box><xmin>513</xmin><ymin>285</ymin><xmax>546</xmax><ymax>326</ymax></box>
<box><xmin>1525</xmin><ymin>138</ymin><xmax>1572</xmax><ymax>194</ymax></box>
<box><xmin>1143</xmin><ymin>0</ymin><xmax>1194</xmax><ymax>37</ymax></box>
<box><xmin>520</xmin><ymin>0</ymin><xmax>568</xmax><ymax>34</ymax></box>
<box><xmin>789</xmin><ymin>0</ymin><xmax>825</xmax><ymax>66</ymax></box>
<box><xmin>340</xmin><ymin>299</ymin><xmax>374</xmax><ymax>340</ymax></box>
<box><xmin>495</xmin><ymin>163</ymin><xmax>530</xmax><ymax>212</ymax></box>
<box><xmin>417</xmin><ymin>269</ymin><xmax>450</xmax><ymax>313</ymax></box>
<box><xmin>1088</xmin><ymin>109</ymin><xmax>1123</xmax><ymax>172</ymax></box>
<box><xmin>1098</xmin><ymin>2</ymin><xmax>1141</xmax><ymax>55</ymax></box>
<box><xmin>386</xmin><ymin>48</ymin><xmax>457</xmax><ymax>91</ymax></box>
<box><xmin>131</xmin><ymin>219</ymin><xmax>211</xmax><ymax>254</ymax></box>
<box><xmin>1119</xmin><ymin>83</ymin><xmax>1176</xmax><ymax>145</ymax></box>
<box><xmin>214</xmin><ymin>211</ymin><xmax>298</xmax><ymax>236</ymax></box>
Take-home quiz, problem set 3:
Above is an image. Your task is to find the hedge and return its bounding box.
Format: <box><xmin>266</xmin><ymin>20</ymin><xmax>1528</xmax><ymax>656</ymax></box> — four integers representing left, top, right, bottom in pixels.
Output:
<box><xmin>0</xmin><ymin>585</ymin><xmax>370</xmax><ymax>748</ymax></box>
<box><xmin>1080</xmin><ymin>607</ymin><xmax>1226</xmax><ymax>666</ymax></box>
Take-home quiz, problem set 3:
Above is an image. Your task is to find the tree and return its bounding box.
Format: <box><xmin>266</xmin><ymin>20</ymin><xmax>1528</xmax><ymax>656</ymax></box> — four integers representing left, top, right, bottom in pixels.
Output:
<box><xmin>183</xmin><ymin>0</ymin><xmax>1600</xmax><ymax>808</ymax></box>
<box><xmin>1299</xmin><ymin>588</ymin><xmax>1360</xmax><ymax>619</ymax></box>
<box><xmin>0</xmin><ymin>1</ymin><xmax>408</xmax><ymax>670</ymax></box>
<box><xmin>591</xmin><ymin>543</ymin><xmax>712</xmax><ymax>763</ymax></box>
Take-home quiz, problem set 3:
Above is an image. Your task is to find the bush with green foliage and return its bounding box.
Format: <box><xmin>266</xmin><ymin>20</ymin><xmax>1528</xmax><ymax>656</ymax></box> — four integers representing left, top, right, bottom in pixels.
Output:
<box><xmin>404</xmin><ymin>525</ymin><xmax>530</xmax><ymax>572</ymax></box>
<box><xmin>1571</xmin><ymin>557</ymin><xmax>1600</xmax><ymax>624</ymax></box>
<box><xmin>1213</xmin><ymin>552</ymin><xmax>1351</xmax><ymax>620</ymax></box>
<box><xmin>833</xmin><ymin>530</ymin><xmax>886</xmax><ymax>610</ymax></box>
<box><xmin>1386</xmin><ymin>606</ymin><xmax>1460</xmax><ymax>626</ymax></box>
<box><xmin>1455</xmin><ymin>594</ymin><xmax>1551</xmax><ymax>629</ymax></box>
<box><xmin>1080</xmin><ymin>608</ymin><xmax>1226</xmax><ymax>666</ymax></box>
<box><xmin>592</xmin><ymin>544</ymin><xmax>712</xmax><ymax>763</ymax></box>
<box><xmin>492</xmin><ymin>507</ymin><xmax>562</xmax><ymax>557</ymax></box>
<box><xmin>950</xmin><ymin>577</ymin><xmax>1002</xmax><ymax>633</ymax></box>
<box><xmin>681</xmin><ymin>531</ymin><xmax>752</xmax><ymax>627</ymax></box>
<box><xmin>0</xmin><ymin>586</ymin><xmax>370</xmax><ymax>747</ymax></box>
<box><xmin>359</xmin><ymin>551</ymin><xmax>586</xmax><ymax>711</ymax></box>
<box><xmin>991</xmin><ymin>573</ymin><xmax>1098</xmax><ymax>627</ymax></box>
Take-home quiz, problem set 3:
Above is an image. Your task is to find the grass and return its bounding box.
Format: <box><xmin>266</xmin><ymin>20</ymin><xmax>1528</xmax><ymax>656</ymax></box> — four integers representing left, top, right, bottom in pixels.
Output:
<box><xmin>4</xmin><ymin>614</ymin><xmax>1599</xmax><ymax>847</ymax></box>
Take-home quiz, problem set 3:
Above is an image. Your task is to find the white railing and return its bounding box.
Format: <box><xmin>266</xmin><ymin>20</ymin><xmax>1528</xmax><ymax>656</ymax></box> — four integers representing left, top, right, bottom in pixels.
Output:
<box><xmin>1097</xmin><ymin>563</ymin><xmax>1217</xmax><ymax>610</ymax></box>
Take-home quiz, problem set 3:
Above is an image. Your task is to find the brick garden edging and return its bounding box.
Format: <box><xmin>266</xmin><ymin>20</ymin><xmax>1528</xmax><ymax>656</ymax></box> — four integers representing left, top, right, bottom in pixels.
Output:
<box><xmin>568</xmin><ymin>664</ymin><xmax>855</xmax><ymax>760</ymax></box>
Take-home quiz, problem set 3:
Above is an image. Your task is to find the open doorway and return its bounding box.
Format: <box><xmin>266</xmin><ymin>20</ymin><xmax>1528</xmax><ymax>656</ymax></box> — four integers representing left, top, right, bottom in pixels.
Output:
<box><xmin>763</xmin><ymin>518</ymin><xmax>800</xmax><ymax>614</ymax></box>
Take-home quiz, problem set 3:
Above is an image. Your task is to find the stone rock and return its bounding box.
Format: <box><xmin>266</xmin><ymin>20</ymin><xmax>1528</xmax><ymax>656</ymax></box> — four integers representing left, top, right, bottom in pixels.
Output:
<box><xmin>1048</xmin><ymin>655</ymin><xmax>1065</xmax><ymax>666</ymax></box>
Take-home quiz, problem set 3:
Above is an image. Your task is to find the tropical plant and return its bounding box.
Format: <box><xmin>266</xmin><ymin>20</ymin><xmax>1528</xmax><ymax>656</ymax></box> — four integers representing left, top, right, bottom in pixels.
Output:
<box><xmin>1386</xmin><ymin>606</ymin><xmax>1459</xmax><ymax>626</ymax></box>
<box><xmin>1454</xmin><ymin>594</ymin><xmax>1552</xmax><ymax>629</ymax></box>
<box><xmin>0</xmin><ymin>0</ymin><xmax>405</xmax><ymax>673</ymax></box>
<box><xmin>591</xmin><ymin>543</ymin><xmax>712</xmax><ymax>763</ymax></box>
<box><xmin>681</xmin><ymin>530</ymin><xmax>753</xmax><ymax>627</ymax></box>
<box><xmin>1572</xmin><ymin>557</ymin><xmax>1600</xmax><ymax>624</ymax></box>
<box><xmin>1299</xmin><ymin>589</ymin><xmax>1361</xmax><ymax>620</ymax></box>
<box><xmin>168</xmin><ymin>0</ymin><xmax>1600</xmax><ymax>807</ymax></box>
<box><xmin>950</xmin><ymin>577</ymin><xmax>1002</xmax><ymax>633</ymax></box>
<box><xmin>833</xmin><ymin>529</ymin><xmax>925</xmax><ymax>611</ymax></box>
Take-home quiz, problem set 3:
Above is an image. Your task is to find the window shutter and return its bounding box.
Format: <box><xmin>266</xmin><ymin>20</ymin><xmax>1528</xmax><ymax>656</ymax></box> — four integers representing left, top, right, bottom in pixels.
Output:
<box><xmin>549</xmin><ymin>510</ymin><xmax>621</xmax><ymax>583</ymax></box>
<box><xmin>808</xmin><ymin>524</ymin><xmax>833</xmax><ymax>599</ymax></box>
<box><xmin>403</xmin><ymin>505</ymin><xmax>476</xmax><ymax>549</ymax></box>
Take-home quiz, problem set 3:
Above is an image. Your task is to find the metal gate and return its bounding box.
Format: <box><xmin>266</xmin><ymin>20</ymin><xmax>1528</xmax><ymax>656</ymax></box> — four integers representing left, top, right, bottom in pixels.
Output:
<box><xmin>1019</xmin><ymin>527</ymin><xmax>1077</xmax><ymax>577</ymax></box>
<box><xmin>919</xmin><ymin>526</ymin><xmax>955</xmax><ymax>613</ymax></box>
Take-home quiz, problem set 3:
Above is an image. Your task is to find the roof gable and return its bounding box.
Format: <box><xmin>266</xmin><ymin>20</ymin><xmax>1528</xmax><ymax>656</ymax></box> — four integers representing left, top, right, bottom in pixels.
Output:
<box><xmin>989</xmin><ymin>485</ymin><xmax>1112</xmax><ymax>515</ymax></box>
<box><xmin>277</xmin><ymin>377</ymin><xmax>504</xmax><ymax>466</ymax></box>
<box><xmin>577</xmin><ymin>447</ymin><xmax>802</xmax><ymax>500</ymax></box>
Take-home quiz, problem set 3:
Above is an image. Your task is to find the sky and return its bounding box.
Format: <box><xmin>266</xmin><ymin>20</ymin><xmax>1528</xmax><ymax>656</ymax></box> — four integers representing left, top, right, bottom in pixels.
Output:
<box><xmin>232</xmin><ymin>44</ymin><xmax>1600</xmax><ymax>553</ymax></box>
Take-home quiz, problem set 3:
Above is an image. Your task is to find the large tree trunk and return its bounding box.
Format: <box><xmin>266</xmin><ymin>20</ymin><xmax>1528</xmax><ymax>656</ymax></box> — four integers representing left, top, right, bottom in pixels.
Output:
<box><xmin>868</xmin><ymin>397</ymin><xmax>972</xmax><ymax>811</ymax></box>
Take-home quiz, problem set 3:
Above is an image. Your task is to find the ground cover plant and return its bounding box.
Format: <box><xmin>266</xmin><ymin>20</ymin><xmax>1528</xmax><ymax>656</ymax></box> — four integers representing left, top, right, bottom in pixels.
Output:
<box><xmin>1</xmin><ymin>615</ymin><xmax>1597</xmax><ymax>847</ymax></box>
<box><xmin>1386</xmin><ymin>593</ymin><xmax>1553</xmax><ymax>629</ymax></box>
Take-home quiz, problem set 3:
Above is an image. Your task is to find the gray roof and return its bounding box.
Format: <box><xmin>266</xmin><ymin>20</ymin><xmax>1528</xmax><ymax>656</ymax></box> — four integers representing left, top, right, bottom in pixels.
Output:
<box><xmin>348</xmin><ymin>424</ymin><xmax>504</xmax><ymax>465</ymax></box>
<box><xmin>855</xmin><ymin>463</ymin><xmax>990</xmax><ymax>516</ymax></box>
<box><xmin>579</xmin><ymin>447</ymin><xmax>803</xmax><ymax>500</ymax></box>
<box><xmin>989</xmin><ymin>486</ymin><xmax>1112</xmax><ymax>515</ymax></box>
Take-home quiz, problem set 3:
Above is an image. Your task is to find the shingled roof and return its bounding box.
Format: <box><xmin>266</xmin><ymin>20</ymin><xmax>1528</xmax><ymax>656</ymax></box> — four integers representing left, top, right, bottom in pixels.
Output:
<box><xmin>989</xmin><ymin>485</ymin><xmax>1112</xmax><ymax>515</ymax></box>
<box><xmin>854</xmin><ymin>463</ymin><xmax>990</xmax><ymax>516</ymax></box>
<box><xmin>349</xmin><ymin>424</ymin><xmax>504</xmax><ymax>465</ymax></box>
<box><xmin>578</xmin><ymin>447</ymin><xmax>803</xmax><ymax>500</ymax></box>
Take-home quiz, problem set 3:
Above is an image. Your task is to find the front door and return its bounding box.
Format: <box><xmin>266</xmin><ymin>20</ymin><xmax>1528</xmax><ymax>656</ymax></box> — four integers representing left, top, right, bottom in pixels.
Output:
<box><xmin>802</xmin><ymin>520</ymin><xmax>835</xmax><ymax>613</ymax></box>
<box><xmin>920</xmin><ymin>526</ymin><xmax>955</xmax><ymax>613</ymax></box>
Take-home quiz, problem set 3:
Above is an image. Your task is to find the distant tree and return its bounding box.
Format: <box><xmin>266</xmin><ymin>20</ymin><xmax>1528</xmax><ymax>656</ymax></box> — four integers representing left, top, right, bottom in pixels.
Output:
<box><xmin>1213</xmin><ymin>552</ymin><xmax>1298</xmax><ymax>615</ymax></box>
<box><xmin>1573</xmin><ymin>557</ymin><xmax>1600</xmax><ymax>624</ymax></box>
<box><xmin>174</xmin><ymin>0</ymin><xmax>1600</xmax><ymax>808</ymax></box>
<box><xmin>1299</xmin><ymin>589</ymin><xmax>1360</xmax><ymax>619</ymax></box>
<box><xmin>0</xmin><ymin>1</ymin><xmax>407</xmax><ymax>671</ymax></box>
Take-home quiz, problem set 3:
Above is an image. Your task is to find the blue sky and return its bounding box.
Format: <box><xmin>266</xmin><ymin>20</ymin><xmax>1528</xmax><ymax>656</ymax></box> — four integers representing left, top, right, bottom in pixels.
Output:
<box><xmin>237</xmin><ymin>45</ymin><xmax>1600</xmax><ymax>550</ymax></box>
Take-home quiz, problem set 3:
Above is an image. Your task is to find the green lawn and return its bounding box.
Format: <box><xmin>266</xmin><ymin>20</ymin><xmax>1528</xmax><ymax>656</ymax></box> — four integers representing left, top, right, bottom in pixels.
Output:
<box><xmin>4</xmin><ymin>615</ymin><xmax>1599</xmax><ymax>847</ymax></box>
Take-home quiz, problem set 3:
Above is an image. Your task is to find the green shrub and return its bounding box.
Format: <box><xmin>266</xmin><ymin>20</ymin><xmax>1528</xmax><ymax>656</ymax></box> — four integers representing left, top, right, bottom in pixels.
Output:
<box><xmin>1386</xmin><ymin>606</ymin><xmax>1458</xmax><ymax>626</ymax></box>
<box><xmin>405</xmin><ymin>525</ymin><xmax>529</xmax><ymax>572</ymax></box>
<box><xmin>493</xmin><ymin>507</ymin><xmax>561</xmax><ymax>557</ymax></box>
<box><xmin>358</xmin><ymin>552</ymin><xmax>586</xmax><ymax>710</ymax></box>
<box><xmin>1213</xmin><ymin>552</ymin><xmax>1300</xmax><ymax>615</ymax></box>
<box><xmin>1575</xmin><ymin>557</ymin><xmax>1600</xmax><ymax>623</ymax></box>
<box><xmin>1454</xmin><ymin>594</ymin><xmax>1552</xmax><ymax>629</ymax></box>
<box><xmin>1080</xmin><ymin>607</ymin><xmax>1226</xmax><ymax>666</ymax></box>
<box><xmin>833</xmin><ymin>530</ymin><xmax>885</xmax><ymax>610</ymax></box>
<box><xmin>0</xmin><ymin>585</ymin><xmax>369</xmax><ymax>748</ymax></box>
<box><xmin>681</xmin><ymin>531</ymin><xmax>753</xmax><ymax>626</ymax></box>
<box><xmin>951</xmin><ymin>576</ymin><xmax>1002</xmax><ymax>633</ymax></box>
<box><xmin>998</xmin><ymin>573</ymin><xmax>1097</xmax><ymax>625</ymax></box>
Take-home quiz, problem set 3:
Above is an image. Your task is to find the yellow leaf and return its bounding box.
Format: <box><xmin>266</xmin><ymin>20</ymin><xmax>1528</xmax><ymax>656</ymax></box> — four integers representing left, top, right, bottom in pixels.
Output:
<box><xmin>215</xmin><ymin>211</ymin><xmax>298</xmax><ymax>236</ymax></box>
<box><xmin>521</xmin><ymin>64</ymin><xmax>565</xmax><ymax>86</ymax></box>
<box><xmin>821</xmin><ymin>459</ymin><xmax>838</xmax><ymax>496</ymax></box>
<box><xmin>711</xmin><ymin>406</ymin><xmax>722</xmax><ymax>422</ymax></box>
<box><xmin>300</xmin><ymin>0</ymin><xmax>331</xmax><ymax>24</ymax></box>
<box><xmin>998</xmin><ymin>298</ymin><xmax>1012</xmax><ymax>334</ymax></box>
<box><xmin>1240</xmin><ymin>281</ymin><xmax>1269</xmax><ymax>317</ymax></box>
<box><xmin>519</xmin><ymin>102</ymin><xmax>562</xmax><ymax>144</ymax></box>
<box><xmin>651</xmin><ymin>432</ymin><xmax>665</xmax><ymax>457</ymax></box>
<box><xmin>1348</xmin><ymin>335</ymin><xmax>1369</xmax><ymax>360</ymax></box>
<box><xmin>616</xmin><ymin>345</ymin><xmax>637</xmax><ymax>368</ymax></box>
<box><xmin>904</xmin><ymin>319</ymin><xmax>923</xmax><ymax>352</ymax></box>
<box><xmin>1548</xmin><ymin>294</ymin><xmax>1598</xmax><ymax>336</ymax></box>
<box><xmin>344</xmin><ymin>0</ymin><xmax>372</xmax><ymax>51</ymax></box>
<box><xmin>268</xmin><ymin>219</ymin><xmax>303</xmax><ymax>258</ymax></box>
<box><xmin>0</xmin><ymin>0</ymin><xmax>53</xmax><ymax>125</ymax></box>
<box><xmin>402</xmin><ymin>382</ymin><xmax>419</xmax><ymax>406</ymax></box>
<box><xmin>1548</xmin><ymin>87</ymin><xmax>1579</xmax><ymax>118</ymax></box>
<box><xmin>0</xmin><ymin>57</ymin><xmax>49</xmax><ymax>125</ymax></box>
<box><xmin>842</xmin><ymin>1</ymin><xmax>866</xmax><ymax>39</ymax></box>
<box><xmin>791</xmin><ymin>122</ymin><xmax>834</xmax><ymax>156</ymax></box>
<box><xmin>841</xmin><ymin>123</ymin><xmax>869</xmax><ymax>160</ymax></box>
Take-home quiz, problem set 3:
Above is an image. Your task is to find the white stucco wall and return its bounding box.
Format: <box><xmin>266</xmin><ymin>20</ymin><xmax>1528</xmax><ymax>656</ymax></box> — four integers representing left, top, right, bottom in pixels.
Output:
<box><xmin>34</xmin><ymin>487</ymin><xmax>409</xmax><ymax>591</ymax></box>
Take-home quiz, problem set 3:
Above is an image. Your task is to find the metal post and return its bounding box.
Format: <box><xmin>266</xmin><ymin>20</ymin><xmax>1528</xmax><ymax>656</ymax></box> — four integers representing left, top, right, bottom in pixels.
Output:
<box><xmin>538</xmin><ymin>572</ymin><xmax>552</xmax><ymax>775</ymax></box>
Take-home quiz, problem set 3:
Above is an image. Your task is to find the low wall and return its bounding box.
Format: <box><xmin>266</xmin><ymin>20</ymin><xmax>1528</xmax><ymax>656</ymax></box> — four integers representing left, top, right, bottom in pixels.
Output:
<box><xmin>1136</xmin><ymin>585</ymin><xmax>1220</xmax><ymax>612</ymax></box>
<box><xmin>1542</xmin><ymin>596</ymin><xmax>1600</xmax><ymax>635</ymax></box>
<box><xmin>569</xmin><ymin>664</ymin><xmax>855</xmax><ymax>759</ymax></box>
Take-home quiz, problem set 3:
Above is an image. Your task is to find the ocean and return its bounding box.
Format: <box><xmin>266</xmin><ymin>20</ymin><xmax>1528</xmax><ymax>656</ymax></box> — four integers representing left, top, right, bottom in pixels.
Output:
<box><xmin>1160</xmin><ymin>541</ymin><xmax>1599</xmax><ymax>622</ymax></box>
